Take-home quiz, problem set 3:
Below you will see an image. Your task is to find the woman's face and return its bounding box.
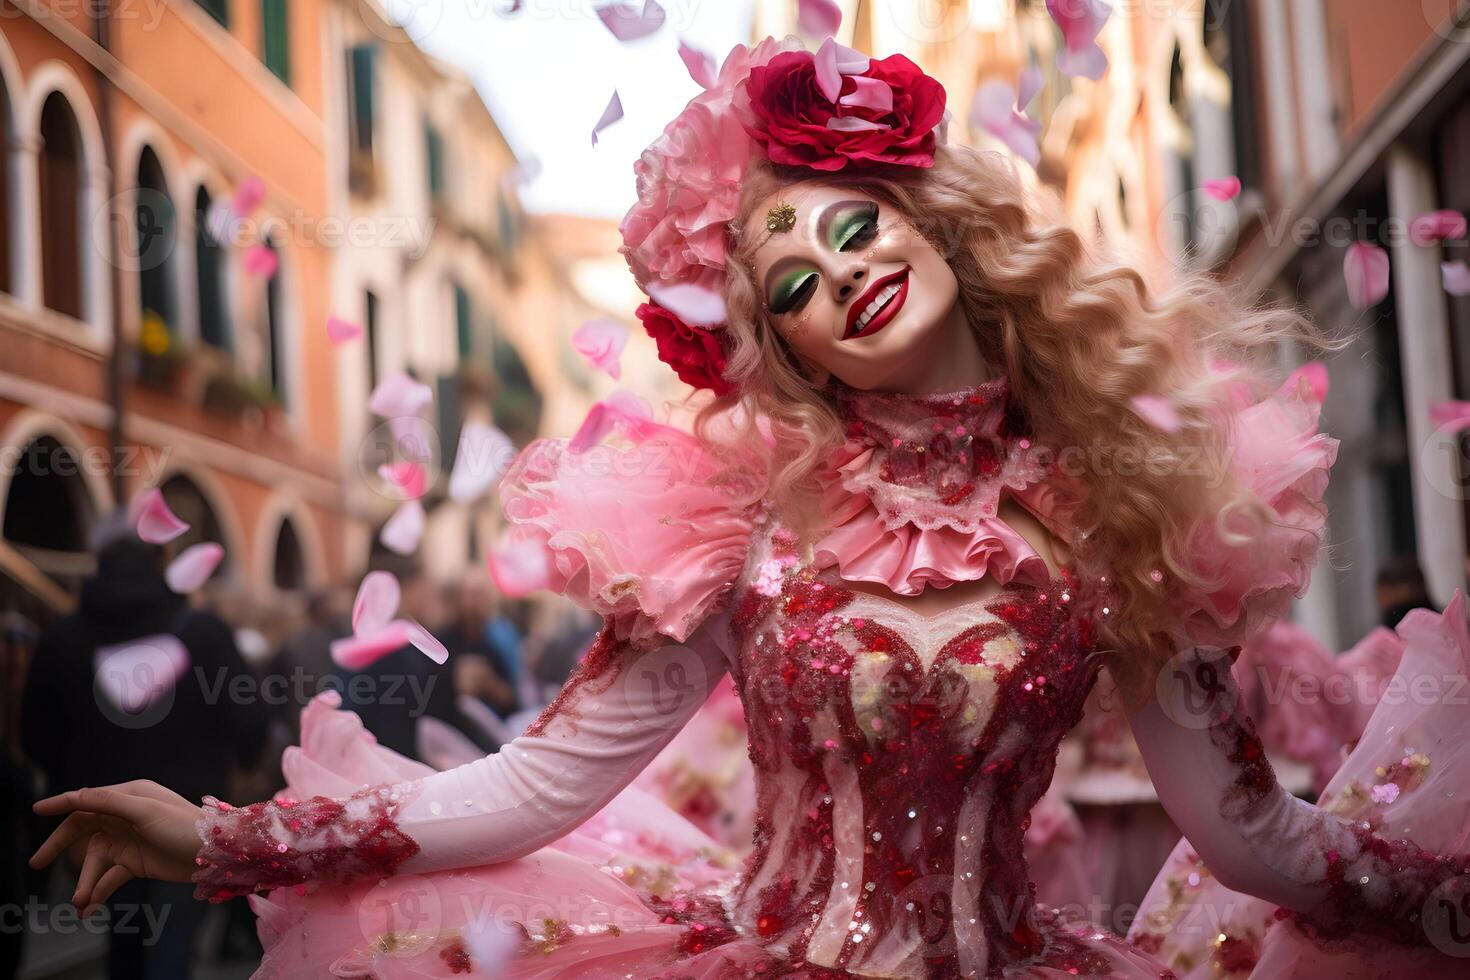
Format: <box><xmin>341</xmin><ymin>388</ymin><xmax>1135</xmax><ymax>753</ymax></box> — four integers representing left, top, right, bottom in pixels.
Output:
<box><xmin>748</xmin><ymin>183</ymin><xmax>973</xmax><ymax>392</ymax></box>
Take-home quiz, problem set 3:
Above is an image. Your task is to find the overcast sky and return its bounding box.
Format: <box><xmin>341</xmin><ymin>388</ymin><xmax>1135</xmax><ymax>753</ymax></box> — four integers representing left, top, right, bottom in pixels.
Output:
<box><xmin>388</xmin><ymin>0</ymin><xmax>755</xmax><ymax>218</ymax></box>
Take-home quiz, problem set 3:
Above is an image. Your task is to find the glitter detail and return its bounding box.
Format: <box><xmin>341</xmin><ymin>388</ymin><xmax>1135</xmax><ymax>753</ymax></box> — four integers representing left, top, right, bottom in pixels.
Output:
<box><xmin>766</xmin><ymin>201</ymin><xmax>797</xmax><ymax>233</ymax></box>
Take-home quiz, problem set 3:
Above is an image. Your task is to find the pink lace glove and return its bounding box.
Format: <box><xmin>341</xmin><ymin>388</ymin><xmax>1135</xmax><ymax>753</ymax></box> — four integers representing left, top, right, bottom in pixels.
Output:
<box><xmin>192</xmin><ymin>615</ymin><xmax>733</xmax><ymax>901</ymax></box>
<box><xmin>1128</xmin><ymin>646</ymin><xmax>1470</xmax><ymax>948</ymax></box>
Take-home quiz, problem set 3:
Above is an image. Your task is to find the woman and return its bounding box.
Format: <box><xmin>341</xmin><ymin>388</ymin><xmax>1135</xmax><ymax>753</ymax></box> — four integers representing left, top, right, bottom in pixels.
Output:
<box><xmin>29</xmin><ymin>37</ymin><xmax>1470</xmax><ymax>978</ymax></box>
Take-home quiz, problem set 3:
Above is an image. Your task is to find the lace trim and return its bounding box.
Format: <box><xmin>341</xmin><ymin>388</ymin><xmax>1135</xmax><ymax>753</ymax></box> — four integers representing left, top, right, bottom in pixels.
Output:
<box><xmin>829</xmin><ymin>377</ymin><xmax>1047</xmax><ymax>534</ymax></box>
<box><xmin>192</xmin><ymin>785</ymin><xmax>421</xmax><ymax>903</ymax></box>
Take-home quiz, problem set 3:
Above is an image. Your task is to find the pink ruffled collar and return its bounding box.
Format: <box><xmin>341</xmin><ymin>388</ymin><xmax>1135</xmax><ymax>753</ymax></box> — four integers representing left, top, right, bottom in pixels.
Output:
<box><xmin>812</xmin><ymin>377</ymin><xmax>1053</xmax><ymax>596</ymax></box>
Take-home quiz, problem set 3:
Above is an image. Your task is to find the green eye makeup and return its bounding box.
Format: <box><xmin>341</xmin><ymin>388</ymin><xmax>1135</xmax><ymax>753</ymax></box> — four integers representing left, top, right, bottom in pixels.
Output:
<box><xmin>828</xmin><ymin>201</ymin><xmax>881</xmax><ymax>252</ymax></box>
<box><xmin>770</xmin><ymin>268</ymin><xmax>819</xmax><ymax>315</ymax></box>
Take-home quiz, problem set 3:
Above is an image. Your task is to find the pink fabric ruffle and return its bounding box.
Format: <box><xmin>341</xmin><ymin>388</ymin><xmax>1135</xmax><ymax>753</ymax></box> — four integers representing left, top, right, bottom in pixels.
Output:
<box><xmin>496</xmin><ymin>418</ymin><xmax>765</xmax><ymax>647</ymax></box>
<box><xmin>1172</xmin><ymin>364</ymin><xmax>1339</xmax><ymax>650</ymax></box>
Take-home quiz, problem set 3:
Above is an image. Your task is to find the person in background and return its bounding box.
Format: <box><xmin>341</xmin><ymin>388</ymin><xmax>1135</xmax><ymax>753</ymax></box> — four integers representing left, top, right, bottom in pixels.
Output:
<box><xmin>1</xmin><ymin>610</ymin><xmax>41</xmax><ymax>980</ymax></box>
<box><xmin>272</xmin><ymin>587</ymin><xmax>353</xmax><ymax>745</ymax></box>
<box><xmin>19</xmin><ymin>515</ymin><xmax>267</xmax><ymax>979</ymax></box>
<box><xmin>436</xmin><ymin>571</ymin><xmax>519</xmax><ymax>722</ymax></box>
<box><xmin>1375</xmin><ymin>555</ymin><xmax>1435</xmax><ymax>627</ymax></box>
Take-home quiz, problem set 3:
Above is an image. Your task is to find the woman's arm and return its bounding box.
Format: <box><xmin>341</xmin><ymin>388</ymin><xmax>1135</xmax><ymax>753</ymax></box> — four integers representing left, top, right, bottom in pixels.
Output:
<box><xmin>1127</xmin><ymin>646</ymin><xmax>1470</xmax><ymax>947</ymax></box>
<box><xmin>189</xmin><ymin>613</ymin><xmax>733</xmax><ymax>900</ymax></box>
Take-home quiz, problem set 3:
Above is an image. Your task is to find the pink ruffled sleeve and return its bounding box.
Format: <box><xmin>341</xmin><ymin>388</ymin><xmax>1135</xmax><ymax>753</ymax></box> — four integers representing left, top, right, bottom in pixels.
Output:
<box><xmin>1172</xmin><ymin>364</ymin><xmax>1338</xmax><ymax>650</ymax></box>
<box><xmin>493</xmin><ymin>414</ymin><xmax>767</xmax><ymax>647</ymax></box>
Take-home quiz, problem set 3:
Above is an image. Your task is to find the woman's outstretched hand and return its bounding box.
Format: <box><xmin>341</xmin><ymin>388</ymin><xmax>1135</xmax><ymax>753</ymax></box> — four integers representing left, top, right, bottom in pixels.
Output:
<box><xmin>29</xmin><ymin>781</ymin><xmax>204</xmax><ymax>915</ymax></box>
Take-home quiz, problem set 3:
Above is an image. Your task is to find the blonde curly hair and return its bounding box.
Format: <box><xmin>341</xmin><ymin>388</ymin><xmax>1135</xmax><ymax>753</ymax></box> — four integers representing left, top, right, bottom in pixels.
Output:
<box><xmin>693</xmin><ymin>144</ymin><xmax>1316</xmax><ymax>688</ymax></box>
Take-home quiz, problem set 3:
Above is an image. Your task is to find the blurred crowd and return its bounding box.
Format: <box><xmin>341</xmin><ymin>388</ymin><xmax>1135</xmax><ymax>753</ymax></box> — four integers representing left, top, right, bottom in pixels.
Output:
<box><xmin>1</xmin><ymin>514</ymin><xmax>601</xmax><ymax>979</ymax></box>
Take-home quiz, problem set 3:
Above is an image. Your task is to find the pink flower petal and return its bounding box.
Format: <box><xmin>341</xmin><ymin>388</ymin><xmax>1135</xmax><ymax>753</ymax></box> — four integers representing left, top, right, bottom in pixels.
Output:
<box><xmin>243</xmin><ymin>244</ymin><xmax>278</xmax><ymax>279</ymax></box>
<box><xmin>1047</xmin><ymin>0</ymin><xmax>1111</xmax><ymax>80</ymax></box>
<box><xmin>1429</xmin><ymin>400</ymin><xmax>1470</xmax><ymax>433</ymax></box>
<box><xmin>595</xmin><ymin>0</ymin><xmax>665</xmax><ymax>42</ymax></box>
<box><xmin>826</xmin><ymin>115</ymin><xmax>889</xmax><ymax>133</ymax></box>
<box><xmin>487</xmin><ymin>535</ymin><xmax>553</xmax><ymax>597</ymax></box>
<box><xmin>840</xmin><ymin>76</ymin><xmax>893</xmax><ymax>114</ymax></box>
<box><xmin>591</xmin><ymin>91</ymin><xmax>623</xmax><ymax>146</ymax></box>
<box><xmin>368</xmin><ymin>372</ymin><xmax>434</xmax><ymax>418</ymax></box>
<box><xmin>132</xmin><ymin>488</ymin><xmax>190</xmax><ymax>544</ymax></box>
<box><xmin>165</xmin><ymin>542</ymin><xmax>224</xmax><ymax>593</ymax></box>
<box><xmin>645</xmin><ymin>277</ymin><xmax>726</xmax><ymax>327</ymax></box>
<box><xmin>1444</xmin><ymin>260</ymin><xmax>1470</xmax><ymax>297</ymax></box>
<box><xmin>390</xmin><ymin>416</ymin><xmax>435</xmax><ymax>462</ymax></box>
<box><xmin>352</xmin><ymin>570</ymin><xmax>401</xmax><ymax>636</ymax></box>
<box><xmin>93</xmin><ymin>636</ymin><xmax>190</xmax><ymax>713</ymax></box>
<box><xmin>448</xmin><ymin>422</ymin><xmax>516</xmax><ymax>503</ymax></box>
<box><xmin>797</xmin><ymin>0</ymin><xmax>842</xmax><ymax>38</ymax></box>
<box><xmin>331</xmin><ymin>620</ymin><xmax>412</xmax><ymax>671</ymax></box>
<box><xmin>970</xmin><ymin>79</ymin><xmax>1041</xmax><ymax>167</ymax></box>
<box><xmin>231</xmin><ymin>176</ymin><xmax>267</xmax><ymax>217</ymax></box>
<box><xmin>1202</xmin><ymin>176</ymin><xmax>1242</xmax><ymax>201</ymax></box>
<box><xmin>814</xmin><ymin>37</ymin><xmax>868</xmax><ymax>103</ymax></box>
<box><xmin>1288</xmin><ymin>361</ymin><xmax>1330</xmax><ymax>403</ymax></box>
<box><xmin>1344</xmin><ymin>241</ymin><xmax>1390</xmax><ymax>309</ymax></box>
<box><xmin>571</xmin><ymin>318</ymin><xmax>629</xmax><ymax>379</ymax></box>
<box><xmin>404</xmin><ymin>621</ymin><xmax>449</xmax><ymax>665</ymax></box>
<box><xmin>678</xmin><ymin>39</ymin><xmax>716</xmax><ymax>89</ymax></box>
<box><xmin>1410</xmin><ymin>209</ymin><xmax>1466</xmax><ymax>247</ymax></box>
<box><xmin>568</xmin><ymin>393</ymin><xmax>657</xmax><ymax>455</ymax></box>
<box><xmin>379</xmin><ymin>499</ymin><xmax>425</xmax><ymax>555</ymax></box>
<box><xmin>326</xmin><ymin>315</ymin><xmax>362</xmax><ymax>344</ymax></box>
<box><xmin>377</xmin><ymin>461</ymin><xmax>427</xmax><ymax>500</ymax></box>
<box><xmin>1129</xmin><ymin>394</ymin><xmax>1181</xmax><ymax>432</ymax></box>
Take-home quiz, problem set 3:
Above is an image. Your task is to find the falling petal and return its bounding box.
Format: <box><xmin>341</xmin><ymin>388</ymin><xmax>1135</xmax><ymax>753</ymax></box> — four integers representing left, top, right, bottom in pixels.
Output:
<box><xmin>132</xmin><ymin>488</ymin><xmax>190</xmax><ymax>544</ymax></box>
<box><xmin>487</xmin><ymin>535</ymin><xmax>553</xmax><ymax>597</ymax></box>
<box><xmin>448</xmin><ymin>422</ymin><xmax>516</xmax><ymax>503</ymax></box>
<box><xmin>645</xmin><ymin>278</ymin><xmax>727</xmax><ymax>327</ymax></box>
<box><xmin>591</xmin><ymin>91</ymin><xmax>624</xmax><ymax>146</ymax></box>
<box><xmin>404</xmin><ymin>621</ymin><xmax>449</xmax><ymax>665</ymax></box>
<box><xmin>572</xmin><ymin>318</ymin><xmax>630</xmax><ymax>379</ymax></box>
<box><xmin>840</xmin><ymin>76</ymin><xmax>894</xmax><ymax>114</ymax></box>
<box><xmin>814</xmin><ymin>37</ymin><xmax>869</xmax><ymax>103</ymax></box>
<box><xmin>368</xmin><ymin>372</ymin><xmax>434</xmax><ymax>418</ymax></box>
<box><xmin>331</xmin><ymin>620</ymin><xmax>412</xmax><ymax>671</ymax></box>
<box><xmin>678</xmin><ymin>39</ymin><xmax>717</xmax><ymax>89</ymax></box>
<box><xmin>1288</xmin><ymin>361</ymin><xmax>1330</xmax><ymax>403</ymax></box>
<box><xmin>1202</xmin><ymin>176</ymin><xmax>1242</xmax><ymax>202</ymax></box>
<box><xmin>391</xmin><ymin>416</ymin><xmax>436</xmax><ymax>462</ymax></box>
<box><xmin>595</xmin><ymin>0</ymin><xmax>665</xmax><ymax>42</ymax></box>
<box><xmin>165</xmin><ymin>543</ymin><xmax>224</xmax><ymax>593</ymax></box>
<box><xmin>1129</xmin><ymin>394</ymin><xmax>1181</xmax><ymax>432</ymax></box>
<box><xmin>797</xmin><ymin>0</ymin><xmax>842</xmax><ymax>39</ymax></box>
<box><xmin>243</xmin><ymin>244</ymin><xmax>278</xmax><ymax>279</ymax></box>
<box><xmin>1430</xmin><ymin>400</ymin><xmax>1470</xmax><ymax>433</ymax></box>
<box><xmin>327</xmin><ymin>315</ymin><xmax>362</xmax><ymax>344</ymax></box>
<box><xmin>93</xmin><ymin>636</ymin><xmax>190</xmax><ymax>713</ymax></box>
<box><xmin>1444</xmin><ymin>260</ymin><xmax>1470</xmax><ymax>296</ymax></box>
<box><xmin>1046</xmin><ymin>0</ymin><xmax>1112</xmax><ymax>80</ymax></box>
<box><xmin>377</xmin><ymin>461</ymin><xmax>428</xmax><ymax>500</ymax></box>
<box><xmin>1410</xmin><ymin>210</ymin><xmax>1467</xmax><ymax>247</ymax></box>
<box><xmin>1344</xmin><ymin>242</ymin><xmax>1390</xmax><ymax>309</ymax></box>
<box><xmin>569</xmin><ymin>394</ymin><xmax>657</xmax><ymax>454</ymax></box>
<box><xmin>352</xmin><ymin>570</ymin><xmax>401</xmax><ymax>636</ymax></box>
<box><xmin>231</xmin><ymin>176</ymin><xmax>267</xmax><ymax>217</ymax></box>
<box><xmin>605</xmin><ymin>389</ymin><xmax>652</xmax><ymax>419</ymax></box>
<box><xmin>379</xmin><ymin>499</ymin><xmax>426</xmax><ymax>555</ymax></box>
<box><xmin>970</xmin><ymin>79</ymin><xmax>1041</xmax><ymax>167</ymax></box>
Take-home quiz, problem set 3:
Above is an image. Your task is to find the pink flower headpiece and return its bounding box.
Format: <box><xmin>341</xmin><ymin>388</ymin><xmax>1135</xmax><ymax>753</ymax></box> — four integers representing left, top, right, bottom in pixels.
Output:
<box><xmin>620</xmin><ymin>36</ymin><xmax>949</xmax><ymax>393</ymax></box>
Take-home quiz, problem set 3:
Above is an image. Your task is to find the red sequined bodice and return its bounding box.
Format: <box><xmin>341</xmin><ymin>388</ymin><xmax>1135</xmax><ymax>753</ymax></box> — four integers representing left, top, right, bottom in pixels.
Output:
<box><xmin>726</xmin><ymin>523</ymin><xmax>1105</xmax><ymax>977</ymax></box>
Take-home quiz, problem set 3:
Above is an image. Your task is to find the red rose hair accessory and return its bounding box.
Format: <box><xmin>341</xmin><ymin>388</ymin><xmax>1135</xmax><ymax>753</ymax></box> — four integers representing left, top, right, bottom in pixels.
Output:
<box><xmin>739</xmin><ymin>46</ymin><xmax>948</xmax><ymax>172</ymax></box>
<box><xmin>636</xmin><ymin>301</ymin><xmax>733</xmax><ymax>396</ymax></box>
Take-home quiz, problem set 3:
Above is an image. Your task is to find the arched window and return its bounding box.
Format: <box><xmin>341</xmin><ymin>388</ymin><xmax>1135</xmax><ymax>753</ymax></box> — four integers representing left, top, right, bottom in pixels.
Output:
<box><xmin>38</xmin><ymin>92</ymin><xmax>83</xmax><ymax>319</ymax></box>
<box><xmin>271</xmin><ymin>516</ymin><xmax>305</xmax><ymax>591</ymax></box>
<box><xmin>135</xmin><ymin>147</ymin><xmax>176</xmax><ymax>333</ymax></box>
<box><xmin>159</xmin><ymin>473</ymin><xmax>230</xmax><ymax>581</ymax></box>
<box><xmin>195</xmin><ymin>186</ymin><xmax>230</xmax><ymax>349</ymax></box>
<box><xmin>2</xmin><ymin>435</ymin><xmax>97</xmax><ymax>592</ymax></box>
